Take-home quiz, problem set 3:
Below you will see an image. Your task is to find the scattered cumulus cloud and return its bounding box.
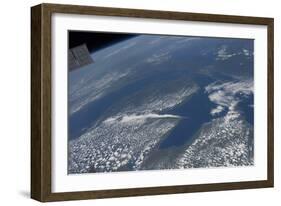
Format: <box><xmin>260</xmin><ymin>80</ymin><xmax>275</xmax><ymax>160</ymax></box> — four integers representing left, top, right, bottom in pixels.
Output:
<box><xmin>216</xmin><ymin>45</ymin><xmax>236</xmax><ymax>61</ymax></box>
<box><xmin>205</xmin><ymin>80</ymin><xmax>253</xmax><ymax>116</ymax></box>
<box><xmin>216</xmin><ymin>45</ymin><xmax>253</xmax><ymax>61</ymax></box>
<box><xmin>210</xmin><ymin>105</ymin><xmax>224</xmax><ymax>116</ymax></box>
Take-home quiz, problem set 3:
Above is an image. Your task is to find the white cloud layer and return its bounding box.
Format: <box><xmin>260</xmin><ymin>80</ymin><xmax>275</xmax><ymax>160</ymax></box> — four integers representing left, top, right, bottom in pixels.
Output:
<box><xmin>205</xmin><ymin>80</ymin><xmax>253</xmax><ymax>116</ymax></box>
<box><xmin>104</xmin><ymin>113</ymin><xmax>183</xmax><ymax>124</ymax></box>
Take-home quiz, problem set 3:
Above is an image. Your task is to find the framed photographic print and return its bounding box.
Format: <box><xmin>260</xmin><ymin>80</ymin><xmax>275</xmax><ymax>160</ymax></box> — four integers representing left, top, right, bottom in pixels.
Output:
<box><xmin>31</xmin><ymin>3</ymin><xmax>274</xmax><ymax>202</ymax></box>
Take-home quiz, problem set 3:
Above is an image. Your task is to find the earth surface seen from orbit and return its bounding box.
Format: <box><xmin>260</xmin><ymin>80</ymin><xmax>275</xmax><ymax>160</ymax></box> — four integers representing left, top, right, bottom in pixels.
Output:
<box><xmin>68</xmin><ymin>34</ymin><xmax>254</xmax><ymax>174</ymax></box>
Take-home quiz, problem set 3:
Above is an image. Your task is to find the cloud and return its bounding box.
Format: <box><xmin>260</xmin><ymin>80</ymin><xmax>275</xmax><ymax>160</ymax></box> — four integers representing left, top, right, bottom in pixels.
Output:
<box><xmin>69</xmin><ymin>71</ymin><xmax>130</xmax><ymax>114</ymax></box>
<box><xmin>216</xmin><ymin>45</ymin><xmax>253</xmax><ymax>61</ymax></box>
<box><xmin>69</xmin><ymin>113</ymin><xmax>179</xmax><ymax>173</ymax></box>
<box><xmin>104</xmin><ymin>41</ymin><xmax>137</xmax><ymax>59</ymax></box>
<box><xmin>205</xmin><ymin>80</ymin><xmax>253</xmax><ymax>116</ymax></box>
<box><xmin>121</xmin><ymin>114</ymin><xmax>182</xmax><ymax>123</ymax></box>
<box><xmin>242</xmin><ymin>49</ymin><xmax>253</xmax><ymax>57</ymax></box>
<box><xmin>146</xmin><ymin>51</ymin><xmax>171</xmax><ymax>65</ymax></box>
<box><xmin>104</xmin><ymin>113</ymin><xmax>183</xmax><ymax>124</ymax></box>
<box><xmin>210</xmin><ymin>105</ymin><xmax>224</xmax><ymax>116</ymax></box>
<box><xmin>216</xmin><ymin>45</ymin><xmax>236</xmax><ymax>61</ymax></box>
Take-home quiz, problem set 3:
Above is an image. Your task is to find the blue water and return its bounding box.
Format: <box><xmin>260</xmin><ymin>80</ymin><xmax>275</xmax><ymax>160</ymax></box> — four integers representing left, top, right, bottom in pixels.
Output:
<box><xmin>159</xmin><ymin>75</ymin><xmax>219</xmax><ymax>148</ymax></box>
<box><xmin>237</xmin><ymin>93</ymin><xmax>254</xmax><ymax>125</ymax></box>
<box><xmin>159</xmin><ymin>90</ymin><xmax>214</xmax><ymax>148</ymax></box>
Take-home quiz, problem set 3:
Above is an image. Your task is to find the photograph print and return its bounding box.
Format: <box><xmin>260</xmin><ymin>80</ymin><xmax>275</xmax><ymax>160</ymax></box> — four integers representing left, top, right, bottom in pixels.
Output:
<box><xmin>67</xmin><ymin>31</ymin><xmax>254</xmax><ymax>174</ymax></box>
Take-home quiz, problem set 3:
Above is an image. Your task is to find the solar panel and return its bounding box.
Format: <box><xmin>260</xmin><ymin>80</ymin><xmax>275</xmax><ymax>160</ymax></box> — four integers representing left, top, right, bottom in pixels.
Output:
<box><xmin>68</xmin><ymin>44</ymin><xmax>94</xmax><ymax>71</ymax></box>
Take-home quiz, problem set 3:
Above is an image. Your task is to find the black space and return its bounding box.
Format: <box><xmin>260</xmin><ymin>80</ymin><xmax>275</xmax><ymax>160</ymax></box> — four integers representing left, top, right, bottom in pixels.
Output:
<box><xmin>68</xmin><ymin>31</ymin><xmax>138</xmax><ymax>52</ymax></box>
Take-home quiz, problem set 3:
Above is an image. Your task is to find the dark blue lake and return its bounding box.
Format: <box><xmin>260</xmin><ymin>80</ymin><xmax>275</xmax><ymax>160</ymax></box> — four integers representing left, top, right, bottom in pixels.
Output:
<box><xmin>159</xmin><ymin>75</ymin><xmax>218</xmax><ymax>148</ymax></box>
<box><xmin>159</xmin><ymin>90</ymin><xmax>214</xmax><ymax>148</ymax></box>
<box><xmin>237</xmin><ymin>93</ymin><xmax>254</xmax><ymax>125</ymax></box>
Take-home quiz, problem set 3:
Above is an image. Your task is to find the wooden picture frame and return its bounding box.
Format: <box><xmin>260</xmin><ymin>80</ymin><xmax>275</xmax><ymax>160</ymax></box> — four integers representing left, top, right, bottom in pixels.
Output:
<box><xmin>31</xmin><ymin>3</ymin><xmax>274</xmax><ymax>202</ymax></box>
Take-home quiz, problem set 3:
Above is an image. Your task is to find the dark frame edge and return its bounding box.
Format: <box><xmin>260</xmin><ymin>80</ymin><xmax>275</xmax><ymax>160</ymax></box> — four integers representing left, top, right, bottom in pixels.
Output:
<box><xmin>44</xmin><ymin>180</ymin><xmax>272</xmax><ymax>202</ymax></box>
<box><xmin>31</xmin><ymin>4</ymin><xmax>43</xmax><ymax>202</ymax></box>
<box><xmin>31</xmin><ymin>4</ymin><xmax>53</xmax><ymax>202</ymax></box>
<box><xmin>31</xmin><ymin>3</ymin><xmax>274</xmax><ymax>202</ymax></box>
<box><xmin>41</xmin><ymin>3</ymin><xmax>273</xmax><ymax>25</ymax></box>
<box><xmin>267</xmin><ymin>18</ymin><xmax>274</xmax><ymax>187</ymax></box>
